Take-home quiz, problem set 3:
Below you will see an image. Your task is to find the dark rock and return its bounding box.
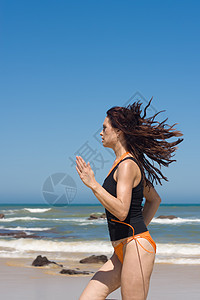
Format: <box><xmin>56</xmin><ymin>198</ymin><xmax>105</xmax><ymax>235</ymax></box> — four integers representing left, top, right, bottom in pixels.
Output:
<box><xmin>32</xmin><ymin>255</ymin><xmax>50</xmax><ymax>266</ymax></box>
<box><xmin>32</xmin><ymin>255</ymin><xmax>63</xmax><ymax>267</ymax></box>
<box><xmin>14</xmin><ymin>232</ymin><xmax>29</xmax><ymax>238</ymax></box>
<box><xmin>60</xmin><ymin>269</ymin><xmax>92</xmax><ymax>275</ymax></box>
<box><xmin>88</xmin><ymin>213</ymin><xmax>99</xmax><ymax>220</ymax></box>
<box><xmin>0</xmin><ymin>214</ymin><xmax>4</xmax><ymax>219</ymax></box>
<box><xmin>88</xmin><ymin>213</ymin><xmax>106</xmax><ymax>220</ymax></box>
<box><xmin>0</xmin><ymin>231</ymin><xmax>39</xmax><ymax>239</ymax></box>
<box><xmin>156</xmin><ymin>215</ymin><xmax>177</xmax><ymax>220</ymax></box>
<box><xmin>80</xmin><ymin>255</ymin><xmax>108</xmax><ymax>264</ymax></box>
<box><xmin>100</xmin><ymin>213</ymin><xmax>106</xmax><ymax>219</ymax></box>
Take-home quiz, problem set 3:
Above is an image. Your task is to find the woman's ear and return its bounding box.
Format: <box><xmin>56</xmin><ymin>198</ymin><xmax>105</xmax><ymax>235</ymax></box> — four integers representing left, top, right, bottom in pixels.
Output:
<box><xmin>117</xmin><ymin>129</ymin><xmax>123</xmax><ymax>137</ymax></box>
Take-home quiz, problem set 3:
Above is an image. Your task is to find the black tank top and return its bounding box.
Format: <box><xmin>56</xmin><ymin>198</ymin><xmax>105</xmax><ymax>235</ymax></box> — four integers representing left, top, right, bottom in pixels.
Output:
<box><xmin>102</xmin><ymin>157</ymin><xmax>148</xmax><ymax>241</ymax></box>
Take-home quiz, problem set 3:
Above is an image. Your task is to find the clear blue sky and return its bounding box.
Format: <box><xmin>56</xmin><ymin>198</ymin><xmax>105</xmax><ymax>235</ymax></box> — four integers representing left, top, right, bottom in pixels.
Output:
<box><xmin>0</xmin><ymin>0</ymin><xmax>199</xmax><ymax>204</ymax></box>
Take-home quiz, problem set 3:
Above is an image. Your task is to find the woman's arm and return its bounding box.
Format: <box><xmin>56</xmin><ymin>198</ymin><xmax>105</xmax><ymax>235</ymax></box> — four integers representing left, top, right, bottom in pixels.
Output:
<box><xmin>142</xmin><ymin>180</ymin><xmax>161</xmax><ymax>226</ymax></box>
<box><xmin>76</xmin><ymin>156</ymin><xmax>137</xmax><ymax>221</ymax></box>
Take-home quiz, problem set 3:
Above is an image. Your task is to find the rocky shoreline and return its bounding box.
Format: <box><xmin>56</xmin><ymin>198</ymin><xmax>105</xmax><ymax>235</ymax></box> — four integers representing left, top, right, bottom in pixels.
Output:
<box><xmin>31</xmin><ymin>254</ymin><xmax>108</xmax><ymax>276</ymax></box>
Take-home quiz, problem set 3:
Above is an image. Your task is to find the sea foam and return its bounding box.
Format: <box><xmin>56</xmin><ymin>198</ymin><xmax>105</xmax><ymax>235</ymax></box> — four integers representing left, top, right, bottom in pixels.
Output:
<box><xmin>0</xmin><ymin>239</ymin><xmax>200</xmax><ymax>264</ymax></box>
<box><xmin>24</xmin><ymin>208</ymin><xmax>51</xmax><ymax>213</ymax></box>
<box><xmin>0</xmin><ymin>226</ymin><xmax>51</xmax><ymax>231</ymax></box>
<box><xmin>151</xmin><ymin>217</ymin><xmax>200</xmax><ymax>225</ymax></box>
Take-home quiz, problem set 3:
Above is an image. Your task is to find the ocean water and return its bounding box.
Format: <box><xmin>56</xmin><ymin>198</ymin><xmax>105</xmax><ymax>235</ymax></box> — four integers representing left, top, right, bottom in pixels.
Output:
<box><xmin>0</xmin><ymin>203</ymin><xmax>200</xmax><ymax>265</ymax></box>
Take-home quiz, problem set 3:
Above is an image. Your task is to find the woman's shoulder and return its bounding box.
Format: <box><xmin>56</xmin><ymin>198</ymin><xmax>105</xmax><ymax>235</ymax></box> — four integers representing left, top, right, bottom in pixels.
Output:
<box><xmin>119</xmin><ymin>155</ymin><xmax>138</xmax><ymax>165</ymax></box>
<box><xmin>115</xmin><ymin>155</ymin><xmax>143</xmax><ymax>187</ymax></box>
<box><xmin>116</xmin><ymin>155</ymin><xmax>141</xmax><ymax>176</ymax></box>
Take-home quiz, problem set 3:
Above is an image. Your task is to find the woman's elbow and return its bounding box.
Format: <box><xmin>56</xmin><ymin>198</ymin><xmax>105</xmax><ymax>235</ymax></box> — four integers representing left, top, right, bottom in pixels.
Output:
<box><xmin>118</xmin><ymin>211</ymin><xmax>128</xmax><ymax>222</ymax></box>
<box><xmin>152</xmin><ymin>196</ymin><xmax>161</xmax><ymax>206</ymax></box>
<box><xmin>119</xmin><ymin>216</ymin><xmax>126</xmax><ymax>222</ymax></box>
<box><xmin>155</xmin><ymin>196</ymin><xmax>162</xmax><ymax>208</ymax></box>
<box><xmin>146</xmin><ymin>195</ymin><xmax>162</xmax><ymax>204</ymax></box>
<box><xmin>158</xmin><ymin>196</ymin><xmax>162</xmax><ymax>204</ymax></box>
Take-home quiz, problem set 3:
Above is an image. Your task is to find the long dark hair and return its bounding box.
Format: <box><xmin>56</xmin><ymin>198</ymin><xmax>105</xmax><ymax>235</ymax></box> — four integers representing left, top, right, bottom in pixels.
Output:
<box><xmin>106</xmin><ymin>97</ymin><xmax>184</xmax><ymax>188</ymax></box>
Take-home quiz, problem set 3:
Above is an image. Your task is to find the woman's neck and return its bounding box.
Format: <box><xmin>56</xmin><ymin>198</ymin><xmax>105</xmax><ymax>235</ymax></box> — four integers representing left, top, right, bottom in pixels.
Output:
<box><xmin>114</xmin><ymin>149</ymin><xmax>130</xmax><ymax>160</ymax></box>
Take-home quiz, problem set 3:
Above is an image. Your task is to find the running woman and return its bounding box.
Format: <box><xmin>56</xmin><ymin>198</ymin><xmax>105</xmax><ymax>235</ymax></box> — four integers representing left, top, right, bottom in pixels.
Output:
<box><xmin>76</xmin><ymin>98</ymin><xmax>183</xmax><ymax>300</ymax></box>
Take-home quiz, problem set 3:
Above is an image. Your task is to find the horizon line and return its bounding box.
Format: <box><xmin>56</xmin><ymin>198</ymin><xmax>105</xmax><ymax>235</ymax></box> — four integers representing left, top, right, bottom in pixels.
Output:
<box><xmin>0</xmin><ymin>202</ymin><xmax>199</xmax><ymax>206</ymax></box>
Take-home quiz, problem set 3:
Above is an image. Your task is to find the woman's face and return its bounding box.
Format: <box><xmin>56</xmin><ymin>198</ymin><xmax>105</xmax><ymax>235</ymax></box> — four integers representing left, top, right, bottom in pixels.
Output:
<box><xmin>100</xmin><ymin>116</ymin><xmax>118</xmax><ymax>148</ymax></box>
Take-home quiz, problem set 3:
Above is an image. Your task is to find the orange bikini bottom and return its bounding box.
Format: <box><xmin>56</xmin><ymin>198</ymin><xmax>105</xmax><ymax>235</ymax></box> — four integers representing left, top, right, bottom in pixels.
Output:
<box><xmin>111</xmin><ymin>219</ymin><xmax>156</xmax><ymax>264</ymax></box>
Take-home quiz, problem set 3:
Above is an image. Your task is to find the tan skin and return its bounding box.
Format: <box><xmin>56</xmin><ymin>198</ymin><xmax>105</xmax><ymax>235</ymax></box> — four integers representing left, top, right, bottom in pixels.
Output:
<box><xmin>76</xmin><ymin>116</ymin><xmax>161</xmax><ymax>300</ymax></box>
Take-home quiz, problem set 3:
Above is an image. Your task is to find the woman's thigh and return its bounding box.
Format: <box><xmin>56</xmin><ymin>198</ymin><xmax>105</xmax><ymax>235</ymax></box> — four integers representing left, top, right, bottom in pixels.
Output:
<box><xmin>79</xmin><ymin>252</ymin><xmax>122</xmax><ymax>300</ymax></box>
<box><xmin>121</xmin><ymin>238</ymin><xmax>155</xmax><ymax>300</ymax></box>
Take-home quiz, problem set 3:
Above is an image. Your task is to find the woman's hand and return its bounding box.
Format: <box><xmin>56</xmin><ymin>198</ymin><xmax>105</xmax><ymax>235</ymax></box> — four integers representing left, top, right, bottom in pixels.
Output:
<box><xmin>75</xmin><ymin>156</ymin><xmax>97</xmax><ymax>190</ymax></box>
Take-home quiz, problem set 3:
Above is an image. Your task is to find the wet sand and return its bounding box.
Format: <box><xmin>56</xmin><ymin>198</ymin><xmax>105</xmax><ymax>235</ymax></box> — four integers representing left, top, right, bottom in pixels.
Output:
<box><xmin>0</xmin><ymin>258</ymin><xmax>200</xmax><ymax>299</ymax></box>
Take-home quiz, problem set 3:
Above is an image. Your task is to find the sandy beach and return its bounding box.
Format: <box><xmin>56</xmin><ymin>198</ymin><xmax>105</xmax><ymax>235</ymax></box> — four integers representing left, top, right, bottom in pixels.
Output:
<box><xmin>0</xmin><ymin>202</ymin><xmax>200</xmax><ymax>299</ymax></box>
<box><xmin>0</xmin><ymin>257</ymin><xmax>199</xmax><ymax>300</ymax></box>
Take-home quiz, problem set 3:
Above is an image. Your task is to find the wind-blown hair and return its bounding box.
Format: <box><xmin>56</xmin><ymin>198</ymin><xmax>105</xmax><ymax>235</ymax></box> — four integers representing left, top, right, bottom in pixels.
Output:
<box><xmin>106</xmin><ymin>97</ymin><xmax>184</xmax><ymax>189</ymax></box>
